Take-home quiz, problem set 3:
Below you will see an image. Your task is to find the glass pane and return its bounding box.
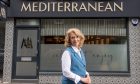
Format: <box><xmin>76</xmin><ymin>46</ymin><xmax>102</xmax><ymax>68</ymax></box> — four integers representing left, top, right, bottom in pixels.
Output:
<box><xmin>83</xmin><ymin>44</ymin><xmax>127</xmax><ymax>71</ymax></box>
<box><xmin>40</xmin><ymin>44</ymin><xmax>64</xmax><ymax>71</ymax></box>
<box><xmin>40</xmin><ymin>19</ymin><xmax>128</xmax><ymax>72</ymax></box>
<box><xmin>16</xmin><ymin>62</ymin><xmax>37</xmax><ymax>76</ymax></box>
<box><xmin>16</xmin><ymin>19</ymin><xmax>39</xmax><ymax>26</ymax></box>
<box><xmin>17</xmin><ymin>30</ymin><xmax>37</xmax><ymax>57</ymax></box>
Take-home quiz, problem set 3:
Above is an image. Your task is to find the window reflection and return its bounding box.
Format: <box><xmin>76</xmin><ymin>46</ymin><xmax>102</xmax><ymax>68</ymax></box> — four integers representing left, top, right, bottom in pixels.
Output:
<box><xmin>41</xmin><ymin>36</ymin><xmax>126</xmax><ymax>44</ymax></box>
<box><xmin>40</xmin><ymin>19</ymin><xmax>128</xmax><ymax>73</ymax></box>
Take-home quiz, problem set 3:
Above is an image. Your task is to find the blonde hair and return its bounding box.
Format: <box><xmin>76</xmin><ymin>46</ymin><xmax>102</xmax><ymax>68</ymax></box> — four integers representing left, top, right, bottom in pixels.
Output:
<box><xmin>64</xmin><ymin>28</ymin><xmax>85</xmax><ymax>48</ymax></box>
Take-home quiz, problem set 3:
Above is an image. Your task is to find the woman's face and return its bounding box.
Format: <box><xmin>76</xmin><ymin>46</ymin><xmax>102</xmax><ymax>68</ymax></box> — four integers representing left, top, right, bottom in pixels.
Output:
<box><xmin>69</xmin><ymin>32</ymin><xmax>80</xmax><ymax>48</ymax></box>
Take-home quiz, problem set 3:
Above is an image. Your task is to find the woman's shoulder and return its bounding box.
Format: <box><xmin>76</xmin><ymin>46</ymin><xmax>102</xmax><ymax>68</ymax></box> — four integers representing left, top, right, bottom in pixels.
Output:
<box><xmin>62</xmin><ymin>47</ymin><xmax>72</xmax><ymax>55</ymax></box>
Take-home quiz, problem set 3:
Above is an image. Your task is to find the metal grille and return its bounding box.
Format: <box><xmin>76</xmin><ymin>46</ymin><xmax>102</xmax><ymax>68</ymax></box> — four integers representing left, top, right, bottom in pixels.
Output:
<box><xmin>41</xmin><ymin>19</ymin><xmax>126</xmax><ymax>36</ymax></box>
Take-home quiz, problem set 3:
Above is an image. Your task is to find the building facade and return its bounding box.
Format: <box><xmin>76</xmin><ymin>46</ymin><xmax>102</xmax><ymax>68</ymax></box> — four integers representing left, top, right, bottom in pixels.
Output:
<box><xmin>1</xmin><ymin>0</ymin><xmax>140</xmax><ymax>84</ymax></box>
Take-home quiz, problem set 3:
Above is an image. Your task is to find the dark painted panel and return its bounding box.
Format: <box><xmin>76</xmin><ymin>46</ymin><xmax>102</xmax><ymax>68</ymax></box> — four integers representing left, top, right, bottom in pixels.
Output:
<box><xmin>7</xmin><ymin>0</ymin><xmax>140</xmax><ymax>17</ymax></box>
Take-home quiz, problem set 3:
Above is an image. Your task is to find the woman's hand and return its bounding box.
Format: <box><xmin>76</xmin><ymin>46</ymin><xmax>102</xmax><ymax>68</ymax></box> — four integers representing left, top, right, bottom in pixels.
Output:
<box><xmin>87</xmin><ymin>74</ymin><xmax>91</xmax><ymax>84</ymax></box>
<box><xmin>80</xmin><ymin>75</ymin><xmax>91</xmax><ymax>84</ymax></box>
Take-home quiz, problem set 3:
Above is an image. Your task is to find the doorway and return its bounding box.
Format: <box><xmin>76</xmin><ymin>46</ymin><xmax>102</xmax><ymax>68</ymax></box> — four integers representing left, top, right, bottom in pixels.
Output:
<box><xmin>12</xmin><ymin>27</ymin><xmax>39</xmax><ymax>79</ymax></box>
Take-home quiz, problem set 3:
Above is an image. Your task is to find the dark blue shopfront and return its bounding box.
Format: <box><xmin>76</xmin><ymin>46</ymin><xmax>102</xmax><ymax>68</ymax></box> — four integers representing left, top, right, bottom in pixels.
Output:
<box><xmin>5</xmin><ymin>0</ymin><xmax>140</xmax><ymax>82</ymax></box>
<box><xmin>7</xmin><ymin>0</ymin><xmax>140</xmax><ymax>18</ymax></box>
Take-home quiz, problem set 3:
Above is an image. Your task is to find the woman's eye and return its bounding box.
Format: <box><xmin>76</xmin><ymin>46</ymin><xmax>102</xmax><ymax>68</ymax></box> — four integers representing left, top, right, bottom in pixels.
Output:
<box><xmin>70</xmin><ymin>36</ymin><xmax>79</xmax><ymax>39</ymax></box>
<box><xmin>76</xmin><ymin>36</ymin><xmax>80</xmax><ymax>38</ymax></box>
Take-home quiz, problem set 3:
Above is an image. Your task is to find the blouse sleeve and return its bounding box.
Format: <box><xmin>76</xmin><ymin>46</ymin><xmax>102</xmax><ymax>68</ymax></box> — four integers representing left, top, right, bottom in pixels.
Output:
<box><xmin>61</xmin><ymin>50</ymin><xmax>81</xmax><ymax>84</ymax></box>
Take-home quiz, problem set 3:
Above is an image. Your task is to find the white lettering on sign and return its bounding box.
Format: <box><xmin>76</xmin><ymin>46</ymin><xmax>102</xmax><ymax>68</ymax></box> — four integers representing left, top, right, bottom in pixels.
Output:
<box><xmin>21</xmin><ymin>2</ymin><xmax>124</xmax><ymax>12</ymax></box>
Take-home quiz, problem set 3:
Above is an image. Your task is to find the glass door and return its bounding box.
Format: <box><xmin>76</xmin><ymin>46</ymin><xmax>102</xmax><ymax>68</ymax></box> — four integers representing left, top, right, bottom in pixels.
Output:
<box><xmin>12</xmin><ymin>28</ymin><xmax>39</xmax><ymax>79</ymax></box>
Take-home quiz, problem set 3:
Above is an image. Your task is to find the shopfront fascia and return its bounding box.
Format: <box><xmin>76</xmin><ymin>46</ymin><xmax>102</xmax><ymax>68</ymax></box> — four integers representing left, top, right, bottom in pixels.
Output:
<box><xmin>7</xmin><ymin>0</ymin><xmax>140</xmax><ymax>17</ymax></box>
<box><xmin>4</xmin><ymin>0</ymin><xmax>140</xmax><ymax>82</ymax></box>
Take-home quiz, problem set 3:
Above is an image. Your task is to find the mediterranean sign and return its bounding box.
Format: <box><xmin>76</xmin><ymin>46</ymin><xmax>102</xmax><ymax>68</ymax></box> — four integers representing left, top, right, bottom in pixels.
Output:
<box><xmin>7</xmin><ymin>0</ymin><xmax>140</xmax><ymax>17</ymax></box>
<box><xmin>20</xmin><ymin>2</ymin><xmax>123</xmax><ymax>12</ymax></box>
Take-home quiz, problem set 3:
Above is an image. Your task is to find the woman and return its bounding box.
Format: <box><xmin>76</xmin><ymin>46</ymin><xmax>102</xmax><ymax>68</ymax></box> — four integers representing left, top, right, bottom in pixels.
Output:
<box><xmin>61</xmin><ymin>28</ymin><xmax>91</xmax><ymax>84</ymax></box>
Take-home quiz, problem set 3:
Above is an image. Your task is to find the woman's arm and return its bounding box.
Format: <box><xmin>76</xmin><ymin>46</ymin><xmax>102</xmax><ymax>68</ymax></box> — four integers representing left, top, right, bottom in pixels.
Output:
<box><xmin>61</xmin><ymin>50</ymin><xmax>81</xmax><ymax>83</ymax></box>
<box><xmin>80</xmin><ymin>74</ymin><xmax>91</xmax><ymax>84</ymax></box>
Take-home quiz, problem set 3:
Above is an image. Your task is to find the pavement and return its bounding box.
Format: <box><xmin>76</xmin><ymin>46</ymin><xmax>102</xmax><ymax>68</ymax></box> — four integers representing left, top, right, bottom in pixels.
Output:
<box><xmin>0</xmin><ymin>82</ymin><xmax>37</xmax><ymax>84</ymax></box>
<box><xmin>0</xmin><ymin>80</ymin><xmax>38</xmax><ymax>84</ymax></box>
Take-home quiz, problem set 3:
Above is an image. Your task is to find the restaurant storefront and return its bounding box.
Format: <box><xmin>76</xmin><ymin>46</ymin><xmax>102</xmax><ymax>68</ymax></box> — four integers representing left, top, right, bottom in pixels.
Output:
<box><xmin>2</xmin><ymin>0</ymin><xmax>140</xmax><ymax>84</ymax></box>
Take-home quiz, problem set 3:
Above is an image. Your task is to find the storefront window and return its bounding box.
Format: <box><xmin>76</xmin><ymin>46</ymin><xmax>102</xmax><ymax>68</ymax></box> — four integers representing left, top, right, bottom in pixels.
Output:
<box><xmin>40</xmin><ymin>19</ymin><xmax>129</xmax><ymax>75</ymax></box>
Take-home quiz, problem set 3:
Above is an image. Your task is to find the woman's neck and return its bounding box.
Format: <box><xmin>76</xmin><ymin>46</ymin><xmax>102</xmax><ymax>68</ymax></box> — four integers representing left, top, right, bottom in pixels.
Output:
<box><xmin>72</xmin><ymin>45</ymin><xmax>80</xmax><ymax>50</ymax></box>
